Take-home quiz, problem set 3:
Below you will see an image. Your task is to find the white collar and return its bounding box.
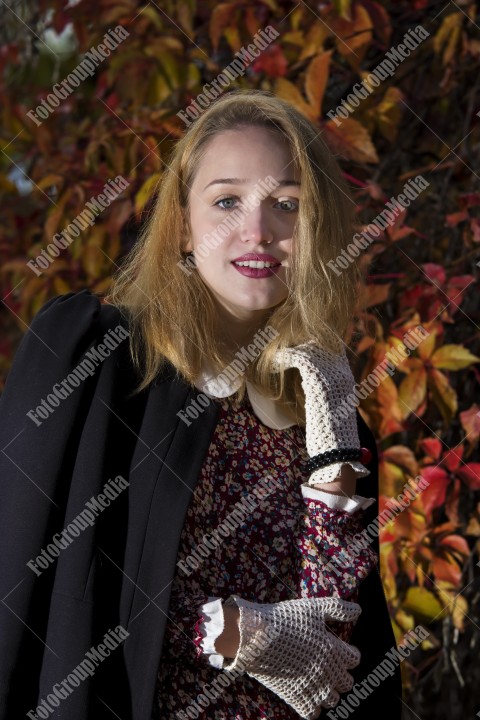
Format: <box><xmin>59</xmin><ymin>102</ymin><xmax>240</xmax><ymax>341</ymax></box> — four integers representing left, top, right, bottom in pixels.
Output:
<box><xmin>192</xmin><ymin>359</ymin><xmax>296</xmax><ymax>430</ymax></box>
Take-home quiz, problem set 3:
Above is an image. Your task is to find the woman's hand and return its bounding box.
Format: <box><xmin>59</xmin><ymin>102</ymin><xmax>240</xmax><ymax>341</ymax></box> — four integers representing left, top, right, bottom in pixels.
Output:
<box><xmin>310</xmin><ymin>463</ymin><xmax>358</xmax><ymax>497</ymax></box>
<box><xmin>222</xmin><ymin>595</ymin><xmax>362</xmax><ymax>720</ymax></box>
<box><xmin>214</xmin><ymin>602</ymin><xmax>240</xmax><ymax>658</ymax></box>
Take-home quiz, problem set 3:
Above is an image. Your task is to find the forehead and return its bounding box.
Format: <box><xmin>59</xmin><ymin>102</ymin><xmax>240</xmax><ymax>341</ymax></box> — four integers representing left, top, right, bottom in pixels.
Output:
<box><xmin>193</xmin><ymin>126</ymin><xmax>299</xmax><ymax>181</ymax></box>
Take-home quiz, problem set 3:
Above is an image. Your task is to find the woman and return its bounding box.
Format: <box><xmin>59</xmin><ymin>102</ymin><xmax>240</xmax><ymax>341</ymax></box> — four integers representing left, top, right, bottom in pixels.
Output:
<box><xmin>0</xmin><ymin>89</ymin><xmax>402</xmax><ymax>720</ymax></box>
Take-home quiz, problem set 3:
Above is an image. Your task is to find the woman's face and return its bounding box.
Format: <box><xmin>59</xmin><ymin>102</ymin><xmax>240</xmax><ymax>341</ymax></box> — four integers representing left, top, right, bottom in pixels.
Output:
<box><xmin>185</xmin><ymin>125</ymin><xmax>301</xmax><ymax>325</ymax></box>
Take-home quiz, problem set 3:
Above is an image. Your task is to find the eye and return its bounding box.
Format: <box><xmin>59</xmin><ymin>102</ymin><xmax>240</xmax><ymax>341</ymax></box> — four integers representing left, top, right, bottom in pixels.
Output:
<box><xmin>275</xmin><ymin>198</ymin><xmax>298</xmax><ymax>212</ymax></box>
<box><xmin>214</xmin><ymin>196</ymin><xmax>238</xmax><ymax>210</ymax></box>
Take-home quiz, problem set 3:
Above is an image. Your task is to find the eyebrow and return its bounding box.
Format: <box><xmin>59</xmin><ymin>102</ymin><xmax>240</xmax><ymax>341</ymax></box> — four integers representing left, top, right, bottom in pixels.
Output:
<box><xmin>202</xmin><ymin>178</ymin><xmax>301</xmax><ymax>191</ymax></box>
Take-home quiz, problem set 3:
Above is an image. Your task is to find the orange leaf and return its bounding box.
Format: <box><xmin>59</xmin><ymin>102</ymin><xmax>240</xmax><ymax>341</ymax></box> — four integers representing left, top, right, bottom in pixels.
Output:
<box><xmin>274</xmin><ymin>78</ymin><xmax>316</xmax><ymax>121</ymax></box>
<box><xmin>305</xmin><ymin>51</ymin><xmax>332</xmax><ymax>117</ymax></box>
<box><xmin>332</xmin><ymin>5</ymin><xmax>373</xmax><ymax>69</ymax></box>
<box><xmin>459</xmin><ymin>404</ymin><xmax>480</xmax><ymax>445</ymax></box>
<box><xmin>323</xmin><ymin>118</ymin><xmax>379</xmax><ymax>164</ymax></box>
<box><xmin>360</xmin><ymin>282</ymin><xmax>391</xmax><ymax>309</ymax></box>
<box><xmin>382</xmin><ymin>445</ymin><xmax>419</xmax><ymax>476</ymax></box>
<box><xmin>432</xmin><ymin>556</ymin><xmax>462</xmax><ymax>586</ymax></box>
<box><xmin>209</xmin><ymin>3</ymin><xmax>238</xmax><ymax>51</ymax></box>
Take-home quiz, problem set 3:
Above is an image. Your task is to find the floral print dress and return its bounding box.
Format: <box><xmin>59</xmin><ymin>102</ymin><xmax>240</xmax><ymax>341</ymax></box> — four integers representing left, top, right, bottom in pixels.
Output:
<box><xmin>153</xmin><ymin>391</ymin><xmax>377</xmax><ymax>719</ymax></box>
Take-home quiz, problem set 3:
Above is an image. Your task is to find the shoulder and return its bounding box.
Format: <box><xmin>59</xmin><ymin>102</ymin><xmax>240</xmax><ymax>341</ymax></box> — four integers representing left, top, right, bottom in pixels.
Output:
<box><xmin>29</xmin><ymin>289</ymin><xmax>126</xmax><ymax>341</ymax></box>
<box><xmin>3</xmin><ymin>290</ymin><xmax>131</xmax><ymax>403</ymax></box>
<box><xmin>22</xmin><ymin>289</ymin><xmax>130</xmax><ymax>362</ymax></box>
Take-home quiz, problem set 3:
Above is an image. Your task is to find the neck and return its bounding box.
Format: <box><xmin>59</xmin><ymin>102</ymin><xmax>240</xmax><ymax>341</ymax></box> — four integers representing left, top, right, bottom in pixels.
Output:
<box><xmin>215</xmin><ymin>306</ymin><xmax>272</xmax><ymax>356</ymax></box>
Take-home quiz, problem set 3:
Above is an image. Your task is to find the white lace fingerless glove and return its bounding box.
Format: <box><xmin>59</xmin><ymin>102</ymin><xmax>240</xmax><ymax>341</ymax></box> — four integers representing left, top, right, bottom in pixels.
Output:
<box><xmin>222</xmin><ymin>594</ymin><xmax>362</xmax><ymax>719</ymax></box>
<box><xmin>273</xmin><ymin>343</ymin><xmax>370</xmax><ymax>486</ymax></box>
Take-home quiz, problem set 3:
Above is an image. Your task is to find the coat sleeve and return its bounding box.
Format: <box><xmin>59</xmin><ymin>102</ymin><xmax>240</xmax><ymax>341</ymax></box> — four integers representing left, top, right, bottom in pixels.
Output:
<box><xmin>0</xmin><ymin>289</ymin><xmax>120</xmax><ymax>715</ymax></box>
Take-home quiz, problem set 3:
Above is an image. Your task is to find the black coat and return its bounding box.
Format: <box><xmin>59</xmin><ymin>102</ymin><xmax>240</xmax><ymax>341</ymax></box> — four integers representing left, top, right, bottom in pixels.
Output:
<box><xmin>0</xmin><ymin>290</ymin><xmax>402</xmax><ymax>720</ymax></box>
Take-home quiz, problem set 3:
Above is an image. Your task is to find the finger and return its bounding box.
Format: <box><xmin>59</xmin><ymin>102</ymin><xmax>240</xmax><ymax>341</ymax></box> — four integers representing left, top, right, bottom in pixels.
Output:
<box><xmin>319</xmin><ymin>597</ymin><xmax>362</xmax><ymax>624</ymax></box>
<box><xmin>320</xmin><ymin>687</ymin><xmax>340</xmax><ymax>708</ymax></box>
<box><xmin>334</xmin><ymin>637</ymin><xmax>361</xmax><ymax>669</ymax></box>
<box><xmin>336</xmin><ymin>669</ymin><xmax>355</xmax><ymax>694</ymax></box>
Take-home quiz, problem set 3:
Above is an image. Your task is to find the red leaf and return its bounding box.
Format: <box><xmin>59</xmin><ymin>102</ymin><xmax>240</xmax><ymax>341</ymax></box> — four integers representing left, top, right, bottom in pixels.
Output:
<box><xmin>442</xmin><ymin>446</ymin><xmax>463</xmax><ymax>471</ymax></box>
<box><xmin>420</xmin><ymin>438</ymin><xmax>443</xmax><ymax>461</ymax></box>
<box><xmin>457</xmin><ymin>464</ymin><xmax>480</xmax><ymax>490</ymax></box>
<box><xmin>422</xmin><ymin>263</ymin><xmax>446</xmax><ymax>285</ymax></box>
<box><xmin>459</xmin><ymin>192</ymin><xmax>480</xmax><ymax>208</ymax></box>
<box><xmin>420</xmin><ymin>466</ymin><xmax>451</xmax><ymax>515</ymax></box>
<box><xmin>445</xmin><ymin>210</ymin><xmax>468</xmax><ymax>226</ymax></box>
<box><xmin>252</xmin><ymin>45</ymin><xmax>288</xmax><ymax>78</ymax></box>
<box><xmin>470</xmin><ymin>218</ymin><xmax>480</xmax><ymax>242</ymax></box>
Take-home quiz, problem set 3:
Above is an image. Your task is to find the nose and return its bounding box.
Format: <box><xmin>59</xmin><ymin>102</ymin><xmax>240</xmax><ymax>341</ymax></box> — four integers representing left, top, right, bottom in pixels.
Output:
<box><xmin>239</xmin><ymin>205</ymin><xmax>274</xmax><ymax>244</ymax></box>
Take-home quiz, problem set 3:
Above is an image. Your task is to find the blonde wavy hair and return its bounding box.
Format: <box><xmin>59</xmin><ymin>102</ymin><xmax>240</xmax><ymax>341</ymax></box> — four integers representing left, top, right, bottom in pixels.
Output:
<box><xmin>105</xmin><ymin>88</ymin><xmax>361</xmax><ymax>424</ymax></box>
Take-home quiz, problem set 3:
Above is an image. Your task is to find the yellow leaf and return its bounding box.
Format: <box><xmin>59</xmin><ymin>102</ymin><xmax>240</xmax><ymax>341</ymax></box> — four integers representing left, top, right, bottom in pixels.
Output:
<box><xmin>223</xmin><ymin>26</ymin><xmax>242</xmax><ymax>55</ymax></box>
<box><xmin>435</xmin><ymin>581</ymin><xmax>468</xmax><ymax>631</ymax></box>
<box><xmin>82</xmin><ymin>242</ymin><xmax>104</xmax><ymax>280</ymax></box>
<box><xmin>428</xmin><ymin>369</ymin><xmax>458</xmax><ymax>425</ymax></box>
<box><xmin>135</xmin><ymin>173</ymin><xmax>162</xmax><ymax>214</ymax></box>
<box><xmin>53</xmin><ymin>277</ymin><xmax>72</xmax><ymax>295</ymax></box>
<box><xmin>394</xmin><ymin>608</ymin><xmax>416</xmax><ymax>633</ymax></box>
<box><xmin>416</xmin><ymin>326</ymin><xmax>437</xmax><ymax>360</ymax></box>
<box><xmin>333</xmin><ymin>0</ymin><xmax>352</xmax><ymax>20</ymax></box>
<box><xmin>176</xmin><ymin>1</ymin><xmax>194</xmax><ymax>36</ymax></box>
<box><xmin>305</xmin><ymin>51</ymin><xmax>332</xmax><ymax>117</ymax></box>
<box><xmin>431</xmin><ymin>344</ymin><xmax>480</xmax><ymax>370</ymax></box>
<box><xmin>398</xmin><ymin>368</ymin><xmax>427</xmax><ymax>418</ymax></box>
<box><xmin>433</xmin><ymin>13</ymin><xmax>463</xmax><ymax>66</ymax></box>
<box><xmin>403</xmin><ymin>587</ymin><xmax>445</xmax><ymax>622</ymax></box>
<box><xmin>30</xmin><ymin>286</ymin><xmax>49</xmax><ymax>319</ymax></box>
<box><xmin>35</xmin><ymin>174</ymin><xmax>65</xmax><ymax>191</ymax></box>
<box><xmin>375</xmin><ymin>87</ymin><xmax>404</xmax><ymax>143</ymax></box>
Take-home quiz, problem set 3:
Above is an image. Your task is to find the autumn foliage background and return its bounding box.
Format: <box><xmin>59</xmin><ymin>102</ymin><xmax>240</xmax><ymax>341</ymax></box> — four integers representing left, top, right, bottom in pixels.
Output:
<box><xmin>1</xmin><ymin>0</ymin><xmax>480</xmax><ymax>716</ymax></box>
